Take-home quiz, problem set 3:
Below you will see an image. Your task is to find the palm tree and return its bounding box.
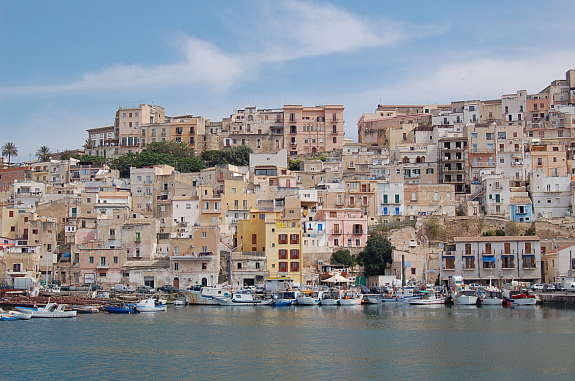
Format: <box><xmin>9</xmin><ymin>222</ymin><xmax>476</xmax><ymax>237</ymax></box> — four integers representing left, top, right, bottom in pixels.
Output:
<box><xmin>36</xmin><ymin>145</ymin><xmax>51</xmax><ymax>162</ymax></box>
<box><xmin>2</xmin><ymin>142</ymin><xmax>18</xmax><ymax>164</ymax></box>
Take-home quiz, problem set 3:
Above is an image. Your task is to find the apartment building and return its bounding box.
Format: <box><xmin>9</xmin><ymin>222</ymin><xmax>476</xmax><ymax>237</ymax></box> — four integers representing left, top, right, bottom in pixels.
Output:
<box><xmin>441</xmin><ymin>236</ymin><xmax>542</xmax><ymax>284</ymax></box>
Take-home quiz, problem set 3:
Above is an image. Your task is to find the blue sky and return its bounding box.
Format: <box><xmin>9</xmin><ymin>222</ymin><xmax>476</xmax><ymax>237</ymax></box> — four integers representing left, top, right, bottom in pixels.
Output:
<box><xmin>1</xmin><ymin>0</ymin><xmax>575</xmax><ymax>160</ymax></box>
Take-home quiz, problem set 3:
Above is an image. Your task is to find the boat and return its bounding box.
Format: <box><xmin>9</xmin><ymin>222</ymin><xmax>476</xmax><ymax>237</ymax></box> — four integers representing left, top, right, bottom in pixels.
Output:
<box><xmin>272</xmin><ymin>291</ymin><xmax>299</xmax><ymax>306</ymax></box>
<box><xmin>477</xmin><ymin>289</ymin><xmax>503</xmax><ymax>305</ymax></box>
<box><xmin>503</xmin><ymin>289</ymin><xmax>537</xmax><ymax>306</ymax></box>
<box><xmin>173</xmin><ymin>298</ymin><xmax>186</xmax><ymax>306</ymax></box>
<box><xmin>363</xmin><ymin>294</ymin><xmax>382</xmax><ymax>304</ymax></box>
<box><xmin>408</xmin><ymin>291</ymin><xmax>445</xmax><ymax>305</ymax></box>
<box><xmin>320</xmin><ymin>290</ymin><xmax>341</xmax><ymax>305</ymax></box>
<box><xmin>185</xmin><ymin>286</ymin><xmax>232</xmax><ymax>305</ymax></box>
<box><xmin>0</xmin><ymin>314</ymin><xmax>18</xmax><ymax>321</ymax></box>
<box><xmin>453</xmin><ymin>290</ymin><xmax>479</xmax><ymax>305</ymax></box>
<box><xmin>215</xmin><ymin>290</ymin><xmax>271</xmax><ymax>306</ymax></box>
<box><xmin>15</xmin><ymin>303</ymin><xmax>77</xmax><ymax>318</ymax></box>
<box><xmin>135</xmin><ymin>298</ymin><xmax>168</xmax><ymax>312</ymax></box>
<box><xmin>7</xmin><ymin>310</ymin><xmax>32</xmax><ymax>320</ymax></box>
<box><xmin>339</xmin><ymin>291</ymin><xmax>363</xmax><ymax>305</ymax></box>
<box><xmin>383</xmin><ymin>287</ymin><xmax>420</xmax><ymax>303</ymax></box>
<box><xmin>296</xmin><ymin>290</ymin><xmax>324</xmax><ymax>305</ymax></box>
<box><xmin>72</xmin><ymin>305</ymin><xmax>101</xmax><ymax>314</ymax></box>
<box><xmin>103</xmin><ymin>304</ymin><xmax>138</xmax><ymax>314</ymax></box>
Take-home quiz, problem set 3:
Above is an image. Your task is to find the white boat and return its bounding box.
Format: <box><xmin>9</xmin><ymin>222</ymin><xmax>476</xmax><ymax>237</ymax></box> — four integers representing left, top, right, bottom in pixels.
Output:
<box><xmin>185</xmin><ymin>286</ymin><xmax>232</xmax><ymax>305</ymax></box>
<box><xmin>173</xmin><ymin>299</ymin><xmax>186</xmax><ymax>306</ymax></box>
<box><xmin>320</xmin><ymin>290</ymin><xmax>341</xmax><ymax>305</ymax></box>
<box><xmin>8</xmin><ymin>310</ymin><xmax>32</xmax><ymax>320</ymax></box>
<box><xmin>215</xmin><ymin>290</ymin><xmax>271</xmax><ymax>306</ymax></box>
<box><xmin>363</xmin><ymin>294</ymin><xmax>382</xmax><ymax>304</ymax></box>
<box><xmin>272</xmin><ymin>291</ymin><xmax>299</xmax><ymax>306</ymax></box>
<box><xmin>296</xmin><ymin>291</ymin><xmax>324</xmax><ymax>305</ymax></box>
<box><xmin>339</xmin><ymin>291</ymin><xmax>363</xmax><ymax>305</ymax></box>
<box><xmin>15</xmin><ymin>303</ymin><xmax>77</xmax><ymax>318</ymax></box>
<box><xmin>478</xmin><ymin>289</ymin><xmax>503</xmax><ymax>305</ymax></box>
<box><xmin>408</xmin><ymin>291</ymin><xmax>445</xmax><ymax>305</ymax></box>
<box><xmin>135</xmin><ymin>298</ymin><xmax>168</xmax><ymax>312</ymax></box>
<box><xmin>453</xmin><ymin>290</ymin><xmax>479</xmax><ymax>305</ymax></box>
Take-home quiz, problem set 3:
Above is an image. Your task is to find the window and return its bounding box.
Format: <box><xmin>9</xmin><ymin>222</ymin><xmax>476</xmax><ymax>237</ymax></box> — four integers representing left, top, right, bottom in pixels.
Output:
<box><xmin>444</xmin><ymin>257</ymin><xmax>455</xmax><ymax>270</ymax></box>
<box><xmin>522</xmin><ymin>255</ymin><xmax>536</xmax><ymax>269</ymax></box>
<box><xmin>279</xmin><ymin>262</ymin><xmax>288</xmax><ymax>272</ymax></box>
<box><xmin>484</xmin><ymin>243</ymin><xmax>492</xmax><ymax>254</ymax></box>
<box><xmin>290</xmin><ymin>262</ymin><xmax>300</xmax><ymax>272</ymax></box>
<box><xmin>504</xmin><ymin>242</ymin><xmax>511</xmax><ymax>254</ymax></box>
<box><xmin>464</xmin><ymin>256</ymin><xmax>475</xmax><ymax>269</ymax></box>
<box><xmin>251</xmin><ymin>234</ymin><xmax>257</xmax><ymax>244</ymax></box>
<box><xmin>483</xmin><ymin>257</ymin><xmax>495</xmax><ymax>269</ymax></box>
<box><xmin>89</xmin><ymin>256</ymin><xmax>94</xmax><ymax>264</ymax></box>
<box><xmin>524</xmin><ymin>242</ymin><xmax>532</xmax><ymax>254</ymax></box>
<box><xmin>135</xmin><ymin>232</ymin><xmax>141</xmax><ymax>242</ymax></box>
<box><xmin>502</xmin><ymin>255</ymin><xmax>515</xmax><ymax>269</ymax></box>
<box><xmin>278</xmin><ymin>234</ymin><xmax>288</xmax><ymax>244</ymax></box>
<box><xmin>109</xmin><ymin>229</ymin><xmax>115</xmax><ymax>237</ymax></box>
<box><xmin>465</xmin><ymin>244</ymin><xmax>472</xmax><ymax>255</ymax></box>
<box><xmin>13</xmin><ymin>264</ymin><xmax>21</xmax><ymax>272</ymax></box>
<box><xmin>113</xmin><ymin>256</ymin><xmax>119</xmax><ymax>264</ymax></box>
<box><xmin>333</xmin><ymin>224</ymin><xmax>340</xmax><ymax>234</ymax></box>
<box><xmin>394</xmin><ymin>194</ymin><xmax>400</xmax><ymax>203</ymax></box>
<box><xmin>290</xmin><ymin>234</ymin><xmax>299</xmax><ymax>244</ymax></box>
<box><xmin>237</xmin><ymin>262</ymin><xmax>242</xmax><ymax>270</ymax></box>
<box><xmin>290</xmin><ymin>249</ymin><xmax>300</xmax><ymax>259</ymax></box>
<box><xmin>174</xmin><ymin>263</ymin><xmax>179</xmax><ymax>271</ymax></box>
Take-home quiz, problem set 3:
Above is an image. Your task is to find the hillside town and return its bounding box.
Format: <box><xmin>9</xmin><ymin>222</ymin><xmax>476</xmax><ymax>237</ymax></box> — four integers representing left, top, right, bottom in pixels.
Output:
<box><xmin>2</xmin><ymin>68</ymin><xmax>575</xmax><ymax>295</ymax></box>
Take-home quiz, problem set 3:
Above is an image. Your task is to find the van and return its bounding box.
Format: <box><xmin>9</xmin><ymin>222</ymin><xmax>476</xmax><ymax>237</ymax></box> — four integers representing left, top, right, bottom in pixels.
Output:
<box><xmin>113</xmin><ymin>284</ymin><xmax>134</xmax><ymax>293</ymax></box>
<box><xmin>562</xmin><ymin>281</ymin><xmax>575</xmax><ymax>292</ymax></box>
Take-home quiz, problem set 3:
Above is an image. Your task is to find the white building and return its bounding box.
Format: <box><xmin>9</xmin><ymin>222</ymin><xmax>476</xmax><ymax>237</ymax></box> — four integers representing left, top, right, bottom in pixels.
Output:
<box><xmin>530</xmin><ymin>169</ymin><xmax>571</xmax><ymax>218</ymax></box>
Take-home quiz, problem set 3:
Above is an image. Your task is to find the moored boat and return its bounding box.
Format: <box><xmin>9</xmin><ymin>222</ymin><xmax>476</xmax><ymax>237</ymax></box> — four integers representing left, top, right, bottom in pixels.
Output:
<box><xmin>296</xmin><ymin>290</ymin><xmax>323</xmax><ymax>305</ymax></box>
<box><xmin>478</xmin><ymin>289</ymin><xmax>503</xmax><ymax>306</ymax></box>
<box><xmin>135</xmin><ymin>298</ymin><xmax>168</xmax><ymax>312</ymax></box>
<box><xmin>453</xmin><ymin>290</ymin><xmax>479</xmax><ymax>306</ymax></box>
<box><xmin>339</xmin><ymin>291</ymin><xmax>363</xmax><ymax>305</ymax></box>
<box><xmin>216</xmin><ymin>290</ymin><xmax>271</xmax><ymax>306</ymax></box>
<box><xmin>15</xmin><ymin>303</ymin><xmax>77</xmax><ymax>318</ymax></box>
<box><xmin>73</xmin><ymin>305</ymin><xmax>101</xmax><ymax>314</ymax></box>
<box><xmin>320</xmin><ymin>290</ymin><xmax>341</xmax><ymax>305</ymax></box>
<box><xmin>503</xmin><ymin>289</ymin><xmax>537</xmax><ymax>306</ymax></box>
<box><xmin>408</xmin><ymin>291</ymin><xmax>445</xmax><ymax>305</ymax></box>
<box><xmin>272</xmin><ymin>291</ymin><xmax>299</xmax><ymax>306</ymax></box>
<box><xmin>103</xmin><ymin>304</ymin><xmax>138</xmax><ymax>314</ymax></box>
<box><xmin>185</xmin><ymin>286</ymin><xmax>232</xmax><ymax>305</ymax></box>
<box><xmin>363</xmin><ymin>294</ymin><xmax>382</xmax><ymax>304</ymax></box>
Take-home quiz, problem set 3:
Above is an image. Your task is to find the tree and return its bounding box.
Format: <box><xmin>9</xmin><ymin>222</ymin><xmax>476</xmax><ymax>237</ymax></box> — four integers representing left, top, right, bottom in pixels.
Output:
<box><xmin>357</xmin><ymin>233</ymin><xmax>393</xmax><ymax>276</ymax></box>
<box><xmin>504</xmin><ymin>222</ymin><xmax>520</xmax><ymax>236</ymax></box>
<box><xmin>525</xmin><ymin>222</ymin><xmax>536</xmax><ymax>236</ymax></box>
<box><xmin>330</xmin><ymin>249</ymin><xmax>355</xmax><ymax>267</ymax></box>
<box><xmin>2</xmin><ymin>142</ymin><xmax>18</xmax><ymax>164</ymax></box>
<box><xmin>83</xmin><ymin>139</ymin><xmax>94</xmax><ymax>150</ymax></box>
<box><xmin>36</xmin><ymin>146</ymin><xmax>51</xmax><ymax>162</ymax></box>
<box><xmin>288</xmin><ymin>159</ymin><xmax>301</xmax><ymax>171</ymax></box>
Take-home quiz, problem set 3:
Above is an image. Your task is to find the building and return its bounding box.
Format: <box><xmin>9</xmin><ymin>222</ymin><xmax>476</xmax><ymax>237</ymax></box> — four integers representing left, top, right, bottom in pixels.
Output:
<box><xmin>441</xmin><ymin>236</ymin><xmax>541</xmax><ymax>285</ymax></box>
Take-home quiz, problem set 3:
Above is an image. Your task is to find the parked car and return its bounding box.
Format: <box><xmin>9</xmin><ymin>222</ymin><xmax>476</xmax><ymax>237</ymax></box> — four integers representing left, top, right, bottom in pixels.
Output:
<box><xmin>90</xmin><ymin>284</ymin><xmax>102</xmax><ymax>291</ymax></box>
<box><xmin>531</xmin><ymin>283</ymin><xmax>544</xmax><ymax>291</ymax></box>
<box><xmin>136</xmin><ymin>286</ymin><xmax>154</xmax><ymax>294</ymax></box>
<box><xmin>113</xmin><ymin>284</ymin><xmax>135</xmax><ymax>293</ymax></box>
<box><xmin>157</xmin><ymin>285</ymin><xmax>178</xmax><ymax>293</ymax></box>
<box><xmin>186</xmin><ymin>285</ymin><xmax>202</xmax><ymax>292</ymax></box>
<box><xmin>543</xmin><ymin>284</ymin><xmax>556</xmax><ymax>292</ymax></box>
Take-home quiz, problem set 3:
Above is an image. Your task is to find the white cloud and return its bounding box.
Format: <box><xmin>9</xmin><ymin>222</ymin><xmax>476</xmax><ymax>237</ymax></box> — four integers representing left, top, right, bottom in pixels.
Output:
<box><xmin>0</xmin><ymin>1</ymin><xmax>415</xmax><ymax>96</ymax></box>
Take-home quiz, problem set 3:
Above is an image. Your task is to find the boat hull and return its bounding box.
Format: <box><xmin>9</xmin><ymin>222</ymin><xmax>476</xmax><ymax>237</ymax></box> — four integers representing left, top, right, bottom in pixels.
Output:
<box><xmin>408</xmin><ymin>299</ymin><xmax>445</xmax><ymax>305</ymax></box>
<box><xmin>339</xmin><ymin>299</ymin><xmax>362</xmax><ymax>305</ymax></box>
<box><xmin>296</xmin><ymin>297</ymin><xmax>320</xmax><ymax>305</ymax></box>
<box><xmin>454</xmin><ymin>295</ymin><xmax>478</xmax><ymax>305</ymax></box>
<box><xmin>320</xmin><ymin>299</ymin><xmax>339</xmax><ymax>305</ymax></box>
<box><xmin>481</xmin><ymin>298</ymin><xmax>502</xmax><ymax>305</ymax></box>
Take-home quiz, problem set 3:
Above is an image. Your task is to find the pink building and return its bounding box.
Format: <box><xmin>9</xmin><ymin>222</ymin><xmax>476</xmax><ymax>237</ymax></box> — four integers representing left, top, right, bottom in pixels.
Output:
<box><xmin>283</xmin><ymin>105</ymin><xmax>344</xmax><ymax>156</ymax></box>
<box><xmin>317</xmin><ymin>208</ymin><xmax>368</xmax><ymax>249</ymax></box>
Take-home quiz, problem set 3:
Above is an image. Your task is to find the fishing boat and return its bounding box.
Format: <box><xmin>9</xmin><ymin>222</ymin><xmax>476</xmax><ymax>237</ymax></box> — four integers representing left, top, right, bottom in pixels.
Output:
<box><xmin>477</xmin><ymin>288</ymin><xmax>503</xmax><ymax>305</ymax></box>
<box><xmin>503</xmin><ymin>289</ymin><xmax>537</xmax><ymax>306</ymax></box>
<box><xmin>215</xmin><ymin>290</ymin><xmax>271</xmax><ymax>306</ymax></box>
<box><xmin>320</xmin><ymin>290</ymin><xmax>341</xmax><ymax>305</ymax></box>
<box><xmin>173</xmin><ymin>298</ymin><xmax>186</xmax><ymax>306</ymax></box>
<box><xmin>408</xmin><ymin>290</ymin><xmax>445</xmax><ymax>305</ymax></box>
<box><xmin>103</xmin><ymin>304</ymin><xmax>138</xmax><ymax>314</ymax></box>
<box><xmin>339</xmin><ymin>291</ymin><xmax>363</xmax><ymax>305</ymax></box>
<box><xmin>0</xmin><ymin>314</ymin><xmax>18</xmax><ymax>321</ymax></box>
<box><xmin>135</xmin><ymin>298</ymin><xmax>168</xmax><ymax>312</ymax></box>
<box><xmin>272</xmin><ymin>291</ymin><xmax>299</xmax><ymax>306</ymax></box>
<box><xmin>453</xmin><ymin>290</ymin><xmax>479</xmax><ymax>305</ymax></box>
<box><xmin>15</xmin><ymin>303</ymin><xmax>77</xmax><ymax>318</ymax></box>
<box><xmin>363</xmin><ymin>294</ymin><xmax>382</xmax><ymax>304</ymax></box>
<box><xmin>185</xmin><ymin>286</ymin><xmax>232</xmax><ymax>305</ymax></box>
<box><xmin>296</xmin><ymin>290</ymin><xmax>324</xmax><ymax>305</ymax></box>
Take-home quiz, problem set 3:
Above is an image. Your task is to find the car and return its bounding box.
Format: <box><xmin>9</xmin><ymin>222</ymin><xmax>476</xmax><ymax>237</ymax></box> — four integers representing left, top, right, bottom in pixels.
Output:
<box><xmin>113</xmin><ymin>284</ymin><xmax>135</xmax><ymax>293</ymax></box>
<box><xmin>157</xmin><ymin>285</ymin><xmax>178</xmax><ymax>293</ymax></box>
<box><xmin>531</xmin><ymin>283</ymin><xmax>544</xmax><ymax>291</ymax></box>
<box><xmin>136</xmin><ymin>286</ymin><xmax>154</xmax><ymax>294</ymax></box>
<box><xmin>543</xmin><ymin>284</ymin><xmax>556</xmax><ymax>292</ymax></box>
<box><xmin>90</xmin><ymin>284</ymin><xmax>102</xmax><ymax>291</ymax></box>
<box><xmin>186</xmin><ymin>285</ymin><xmax>202</xmax><ymax>292</ymax></box>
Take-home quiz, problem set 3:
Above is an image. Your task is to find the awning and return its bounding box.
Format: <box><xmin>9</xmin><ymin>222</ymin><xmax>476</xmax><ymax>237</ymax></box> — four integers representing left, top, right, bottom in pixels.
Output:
<box><xmin>522</xmin><ymin>254</ymin><xmax>535</xmax><ymax>257</ymax></box>
<box><xmin>482</xmin><ymin>256</ymin><xmax>496</xmax><ymax>263</ymax></box>
<box><xmin>501</xmin><ymin>254</ymin><xmax>514</xmax><ymax>257</ymax></box>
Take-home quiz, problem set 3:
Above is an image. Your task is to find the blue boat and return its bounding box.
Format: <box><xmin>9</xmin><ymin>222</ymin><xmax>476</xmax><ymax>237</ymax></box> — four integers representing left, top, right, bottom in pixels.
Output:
<box><xmin>0</xmin><ymin>315</ymin><xmax>19</xmax><ymax>321</ymax></box>
<box><xmin>103</xmin><ymin>304</ymin><xmax>138</xmax><ymax>314</ymax></box>
<box><xmin>271</xmin><ymin>291</ymin><xmax>299</xmax><ymax>307</ymax></box>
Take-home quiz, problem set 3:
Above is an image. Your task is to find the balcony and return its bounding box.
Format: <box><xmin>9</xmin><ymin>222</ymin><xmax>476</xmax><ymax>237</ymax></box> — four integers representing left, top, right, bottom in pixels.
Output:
<box><xmin>96</xmin><ymin>263</ymin><xmax>109</xmax><ymax>269</ymax></box>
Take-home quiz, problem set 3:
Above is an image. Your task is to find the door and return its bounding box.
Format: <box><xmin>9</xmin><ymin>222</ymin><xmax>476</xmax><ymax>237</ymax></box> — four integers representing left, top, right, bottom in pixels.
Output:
<box><xmin>201</xmin><ymin>277</ymin><xmax>208</xmax><ymax>286</ymax></box>
<box><xmin>173</xmin><ymin>277</ymin><xmax>180</xmax><ymax>289</ymax></box>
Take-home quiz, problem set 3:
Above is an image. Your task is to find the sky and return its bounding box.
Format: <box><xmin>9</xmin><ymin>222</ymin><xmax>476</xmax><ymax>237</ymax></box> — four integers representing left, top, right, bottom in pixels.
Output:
<box><xmin>1</xmin><ymin>0</ymin><xmax>575</xmax><ymax>160</ymax></box>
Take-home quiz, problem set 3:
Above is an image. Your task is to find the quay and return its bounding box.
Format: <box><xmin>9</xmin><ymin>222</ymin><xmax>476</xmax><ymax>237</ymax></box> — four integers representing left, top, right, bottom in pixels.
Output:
<box><xmin>536</xmin><ymin>293</ymin><xmax>575</xmax><ymax>305</ymax></box>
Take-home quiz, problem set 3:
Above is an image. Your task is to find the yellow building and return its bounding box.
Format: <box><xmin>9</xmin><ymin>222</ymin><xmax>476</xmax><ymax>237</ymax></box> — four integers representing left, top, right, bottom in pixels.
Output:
<box><xmin>236</xmin><ymin>210</ymin><xmax>303</xmax><ymax>284</ymax></box>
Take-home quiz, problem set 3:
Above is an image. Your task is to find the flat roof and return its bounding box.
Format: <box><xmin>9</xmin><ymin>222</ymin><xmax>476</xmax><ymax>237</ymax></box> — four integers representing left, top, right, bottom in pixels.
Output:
<box><xmin>454</xmin><ymin>236</ymin><xmax>540</xmax><ymax>242</ymax></box>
